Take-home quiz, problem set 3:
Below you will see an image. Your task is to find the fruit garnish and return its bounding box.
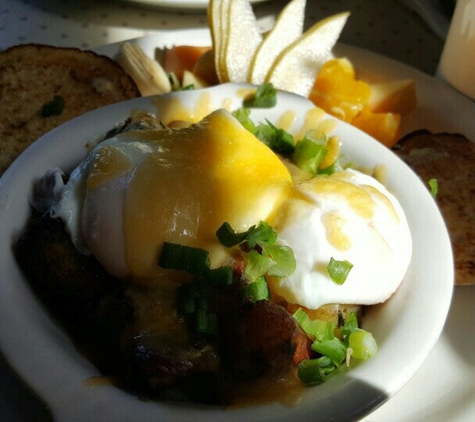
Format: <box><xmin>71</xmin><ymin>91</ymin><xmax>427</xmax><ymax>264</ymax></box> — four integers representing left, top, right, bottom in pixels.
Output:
<box><xmin>249</xmin><ymin>0</ymin><xmax>306</xmax><ymax>85</ymax></box>
<box><xmin>265</xmin><ymin>12</ymin><xmax>350</xmax><ymax>97</ymax></box>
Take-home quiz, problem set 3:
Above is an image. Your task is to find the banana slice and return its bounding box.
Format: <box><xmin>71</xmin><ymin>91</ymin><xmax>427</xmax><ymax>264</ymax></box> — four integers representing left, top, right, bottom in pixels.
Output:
<box><xmin>117</xmin><ymin>43</ymin><xmax>171</xmax><ymax>96</ymax></box>
<box><xmin>265</xmin><ymin>12</ymin><xmax>350</xmax><ymax>97</ymax></box>
<box><xmin>249</xmin><ymin>0</ymin><xmax>306</xmax><ymax>85</ymax></box>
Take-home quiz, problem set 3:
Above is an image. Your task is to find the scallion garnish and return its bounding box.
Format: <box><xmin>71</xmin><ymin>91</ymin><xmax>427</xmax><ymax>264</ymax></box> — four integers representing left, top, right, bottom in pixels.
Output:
<box><xmin>195</xmin><ymin>309</ymin><xmax>219</xmax><ymax>335</ymax></box>
<box><xmin>311</xmin><ymin>337</ymin><xmax>347</xmax><ymax>367</ymax></box>
<box><xmin>265</xmin><ymin>244</ymin><xmax>296</xmax><ymax>278</ymax></box>
<box><xmin>232</xmin><ymin>107</ymin><xmax>257</xmax><ymax>133</ymax></box>
<box><xmin>293</xmin><ymin>308</ymin><xmax>335</xmax><ymax>341</ymax></box>
<box><xmin>341</xmin><ymin>311</ymin><xmax>359</xmax><ymax>344</ymax></box>
<box><xmin>216</xmin><ymin>222</ymin><xmax>252</xmax><ymax>247</ymax></box>
<box><xmin>297</xmin><ymin>356</ymin><xmax>336</xmax><ymax>385</ymax></box>
<box><xmin>243</xmin><ymin>82</ymin><xmax>277</xmax><ymax>108</ymax></box>
<box><xmin>159</xmin><ymin>242</ymin><xmax>210</xmax><ymax>276</ymax></box>
<box><xmin>245</xmin><ymin>221</ymin><xmax>278</xmax><ymax>248</ymax></box>
<box><xmin>348</xmin><ymin>329</ymin><xmax>378</xmax><ymax>360</ymax></box>
<box><xmin>244</xmin><ymin>249</ymin><xmax>276</xmax><ymax>282</ymax></box>
<box><xmin>41</xmin><ymin>95</ymin><xmax>65</xmax><ymax>117</ymax></box>
<box><xmin>242</xmin><ymin>276</ymin><xmax>271</xmax><ymax>301</ymax></box>
<box><xmin>292</xmin><ymin>136</ymin><xmax>328</xmax><ymax>174</ymax></box>
<box><xmin>327</xmin><ymin>257</ymin><xmax>353</xmax><ymax>285</ymax></box>
<box><xmin>429</xmin><ymin>178</ymin><xmax>438</xmax><ymax>198</ymax></box>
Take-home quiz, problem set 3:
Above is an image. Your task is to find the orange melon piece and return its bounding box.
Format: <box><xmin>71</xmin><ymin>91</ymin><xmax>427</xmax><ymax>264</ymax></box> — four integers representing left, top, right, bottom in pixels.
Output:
<box><xmin>368</xmin><ymin>79</ymin><xmax>417</xmax><ymax>116</ymax></box>
<box><xmin>164</xmin><ymin>45</ymin><xmax>212</xmax><ymax>81</ymax></box>
<box><xmin>352</xmin><ymin>107</ymin><xmax>401</xmax><ymax>148</ymax></box>
<box><xmin>309</xmin><ymin>58</ymin><xmax>371</xmax><ymax>122</ymax></box>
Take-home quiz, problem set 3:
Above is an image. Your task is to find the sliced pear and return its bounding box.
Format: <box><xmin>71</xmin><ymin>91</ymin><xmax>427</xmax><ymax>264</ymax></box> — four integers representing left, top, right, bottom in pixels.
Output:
<box><xmin>208</xmin><ymin>0</ymin><xmax>231</xmax><ymax>82</ymax></box>
<box><xmin>368</xmin><ymin>79</ymin><xmax>417</xmax><ymax>116</ymax></box>
<box><xmin>182</xmin><ymin>70</ymin><xmax>209</xmax><ymax>89</ymax></box>
<box><xmin>249</xmin><ymin>0</ymin><xmax>306</xmax><ymax>85</ymax></box>
<box><xmin>116</xmin><ymin>42</ymin><xmax>171</xmax><ymax>96</ymax></box>
<box><xmin>223</xmin><ymin>0</ymin><xmax>263</xmax><ymax>83</ymax></box>
<box><xmin>265</xmin><ymin>12</ymin><xmax>350</xmax><ymax>97</ymax></box>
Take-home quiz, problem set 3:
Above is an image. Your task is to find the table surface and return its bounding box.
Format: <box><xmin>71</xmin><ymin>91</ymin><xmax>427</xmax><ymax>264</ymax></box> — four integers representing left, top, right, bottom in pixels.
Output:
<box><xmin>0</xmin><ymin>0</ymin><xmax>454</xmax><ymax>421</ymax></box>
<box><xmin>1</xmin><ymin>0</ymin><xmax>446</xmax><ymax>75</ymax></box>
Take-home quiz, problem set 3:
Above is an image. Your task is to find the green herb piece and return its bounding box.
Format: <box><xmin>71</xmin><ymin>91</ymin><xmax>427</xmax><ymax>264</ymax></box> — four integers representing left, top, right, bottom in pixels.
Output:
<box><xmin>311</xmin><ymin>337</ymin><xmax>347</xmax><ymax>367</ymax></box>
<box><xmin>41</xmin><ymin>95</ymin><xmax>65</xmax><ymax>117</ymax></box>
<box><xmin>245</xmin><ymin>221</ymin><xmax>278</xmax><ymax>248</ymax></box>
<box><xmin>348</xmin><ymin>329</ymin><xmax>378</xmax><ymax>360</ymax></box>
<box><xmin>159</xmin><ymin>242</ymin><xmax>210</xmax><ymax>276</ymax></box>
<box><xmin>297</xmin><ymin>356</ymin><xmax>336</xmax><ymax>385</ymax></box>
<box><xmin>341</xmin><ymin>311</ymin><xmax>359</xmax><ymax>344</ymax></box>
<box><xmin>327</xmin><ymin>257</ymin><xmax>353</xmax><ymax>285</ymax></box>
<box><xmin>265</xmin><ymin>244</ymin><xmax>296</xmax><ymax>278</ymax></box>
<box><xmin>232</xmin><ymin>107</ymin><xmax>257</xmax><ymax>133</ymax></box>
<box><xmin>216</xmin><ymin>222</ymin><xmax>252</xmax><ymax>247</ymax></box>
<box><xmin>195</xmin><ymin>309</ymin><xmax>219</xmax><ymax>335</ymax></box>
<box><xmin>181</xmin><ymin>84</ymin><xmax>195</xmax><ymax>91</ymax></box>
<box><xmin>243</xmin><ymin>83</ymin><xmax>277</xmax><ymax>108</ymax></box>
<box><xmin>244</xmin><ymin>249</ymin><xmax>276</xmax><ymax>282</ymax></box>
<box><xmin>242</xmin><ymin>276</ymin><xmax>271</xmax><ymax>301</ymax></box>
<box><xmin>207</xmin><ymin>265</ymin><xmax>234</xmax><ymax>286</ymax></box>
<box><xmin>429</xmin><ymin>178</ymin><xmax>438</xmax><ymax>198</ymax></box>
<box><xmin>292</xmin><ymin>136</ymin><xmax>328</xmax><ymax>174</ymax></box>
<box><xmin>293</xmin><ymin>308</ymin><xmax>335</xmax><ymax>341</ymax></box>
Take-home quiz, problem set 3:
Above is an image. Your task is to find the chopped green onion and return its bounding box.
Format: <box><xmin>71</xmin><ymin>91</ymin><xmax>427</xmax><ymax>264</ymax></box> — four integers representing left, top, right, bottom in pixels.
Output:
<box><xmin>311</xmin><ymin>337</ymin><xmax>347</xmax><ymax>367</ymax></box>
<box><xmin>348</xmin><ymin>329</ymin><xmax>378</xmax><ymax>360</ymax></box>
<box><xmin>232</xmin><ymin>107</ymin><xmax>257</xmax><ymax>133</ymax></box>
<box><xmin>41</xmin><ymin>95</ymin><xmax>65</xmax><ymax>117</ymax></box>
<box><xmin>216</xmin><ymin>222</ymin><xmax>252</xmax><ymax>247</ymax></box>
<box><xmin>178</xmin><ymin>286</ymin><xmax>198</xmax><ymax>314</ymax></box>
<box><xmin>292</xmin><ymin>137</ymin><xmax>328</xmax><ymax>174</ymax></box>
<box><xmin>429</xmin><ymin>178</ymin><xmax>438</xmax><ymax>198</ymax></box>
<box><xmin>195</xmin><ymin>309</ymin><xmax>219</xmax><ymax>335</ymax></box>
<box><xmin>293</xmin><ymin>308</ymin><xmax>335</xmax><ymax>341</ymax></box>
<box><xmin>181</xmin><ymin>84</ymin><xmax>195</xmax><ymax>91</ymax></box>
<box><xmin>245</xmin><ymin>221</ymin><xmax>278</xmax><ymax>248</ymax></box>
<box><xmin>327</xmin><ymin>257</ymin><xmax>353</xmax><ymax>285</ymax></box>
<box><xmin>159</xmin><ymin>242</ymin><xmax>210</xmax><ymax>276</ymax></box>
<box><xmin>265</xmin><ymin>120</ymin><xmax>295</xmax><ymax>154</ymax></box>
<box><xmin>244</xmin><ymin>250</ymin><xmax>276</xmax><ymax>282</ymax></box>
<box><xmin>206</xmin><ymin>265</ymin><xmax>234</xmax><ymax>286</ymax></box>
<box><xmin>297</xmin><ymin>356</ymin><xmax>336</xmax><ymax>385</ymax></box>
<box><xmin>265</xmin><ymin>244</ymin><xmax>296</xmax><ymax>278</ymax></box>
<box><xmin>242</xmin><ymin>276</ymin><xmax>271</xmax><ymax>301</ymax></box>
<box><xmin>341</xmin><ymin>311</ymin><xmax>359</xmax><ymax>344</ymax></box>
<box><xmin>243</xmin><ymin>82</ymin><xmax>277</xmax><ymax>108</ymax></box>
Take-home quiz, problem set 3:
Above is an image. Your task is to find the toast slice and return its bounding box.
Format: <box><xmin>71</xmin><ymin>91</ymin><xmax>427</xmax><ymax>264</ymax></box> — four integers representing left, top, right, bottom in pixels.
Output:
<box><xmin>0</xmin><ymin>44</ymin><xmax>140</xmax><ymax>175</ymax></box>
<box><xmin>394</xmin><ymin>129</ymin><xmax>475</xmax><ymax>285</ymax></box>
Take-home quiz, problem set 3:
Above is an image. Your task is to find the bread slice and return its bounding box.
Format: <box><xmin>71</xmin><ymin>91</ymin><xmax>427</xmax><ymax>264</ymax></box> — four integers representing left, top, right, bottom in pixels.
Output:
<box><xmin>0</xmin><ymin>44</ymin><xmax>141</xmax><ymax>175</ymax></box>
<box><xmin>394</xmin><ymin>129</ymin><xmax>475</xmax><ymax>285</ymax></box>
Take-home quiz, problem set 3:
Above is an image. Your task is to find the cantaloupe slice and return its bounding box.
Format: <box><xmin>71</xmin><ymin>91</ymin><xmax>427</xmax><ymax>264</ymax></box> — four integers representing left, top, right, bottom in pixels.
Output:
<box><xmin>249</xmin><ymin>0</ymin><xmax>306</xmax><ymax>85</ymax></box>
<box><xmin>367</xmin><ymin>79</ymin><xmax>417</xmax><ymax>116</ymax></box>
<box><xmin>265</xmin><ymin>12</ymin><xmax>350</xmax><ymax>97</ymax></box>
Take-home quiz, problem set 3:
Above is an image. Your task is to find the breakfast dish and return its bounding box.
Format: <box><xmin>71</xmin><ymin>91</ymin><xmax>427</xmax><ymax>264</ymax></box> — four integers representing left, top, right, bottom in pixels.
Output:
<box><xmin>0</xmin><ymin>76</ymin><xmax>452</xmax><ymax>420</ymax></box>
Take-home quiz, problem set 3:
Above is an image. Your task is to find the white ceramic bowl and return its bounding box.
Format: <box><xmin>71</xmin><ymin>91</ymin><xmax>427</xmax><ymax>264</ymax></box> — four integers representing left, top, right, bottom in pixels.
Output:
<box><xmin>0</xmin><ymin>83</ymin><xmax>453</xmax><ymax>421</ymax></box>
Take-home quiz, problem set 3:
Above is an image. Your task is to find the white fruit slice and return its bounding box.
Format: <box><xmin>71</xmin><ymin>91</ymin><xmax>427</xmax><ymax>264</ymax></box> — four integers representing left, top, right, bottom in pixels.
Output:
<box><xmin>265</xmin><ymin>12</ymin><xmax>350</xmax><ymax>97</ymax></box>
<box><xmin>116</xmin><ymin>43</ymin><xmax>171</xmax><ymax>96</ymax></box>
<box><xmin>223</xmin><ymin>0</ymin><xmax>263</xmax><ymax>83</ymax></box>
<box><xmin>208</xmin><ymin>0</ymin><xmax>231</xmax><ymax>82</ymax></box>
<box><xmin>249</xmin><ymin>0</ymin><xmax>306</xmax><ymax>85</ymax></box>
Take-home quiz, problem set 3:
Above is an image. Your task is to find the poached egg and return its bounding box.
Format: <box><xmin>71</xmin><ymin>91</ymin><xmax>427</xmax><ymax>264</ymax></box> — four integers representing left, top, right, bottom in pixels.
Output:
<box><xmin>53</xmin><ymin>105</ymin><xmax>411</xmax><ymax>309</ymax></box>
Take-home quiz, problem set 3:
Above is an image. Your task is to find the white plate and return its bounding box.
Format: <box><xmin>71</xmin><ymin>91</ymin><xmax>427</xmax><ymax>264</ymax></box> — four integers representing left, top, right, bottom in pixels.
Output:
<box><xmin>0</xmin><ymin>29</ymin><xmax>468</xmax><ymax>421</ymax></box>
<box><xmin>120</xmin><ymin>0</ymin><xmax>270</xmax><ymax>11</ymax></box>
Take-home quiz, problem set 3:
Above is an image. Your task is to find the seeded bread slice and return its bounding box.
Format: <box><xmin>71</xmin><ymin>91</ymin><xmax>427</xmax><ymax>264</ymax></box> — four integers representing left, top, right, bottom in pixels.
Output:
<box><xmin>0</xmin><ymin>44</ymin><xmax>140</xmax><ymax>175</ymax></box>
<box><xmin>394</xmin><ymin>129</ymin><xmax>475</xmax><ymax>285</ymax></box>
